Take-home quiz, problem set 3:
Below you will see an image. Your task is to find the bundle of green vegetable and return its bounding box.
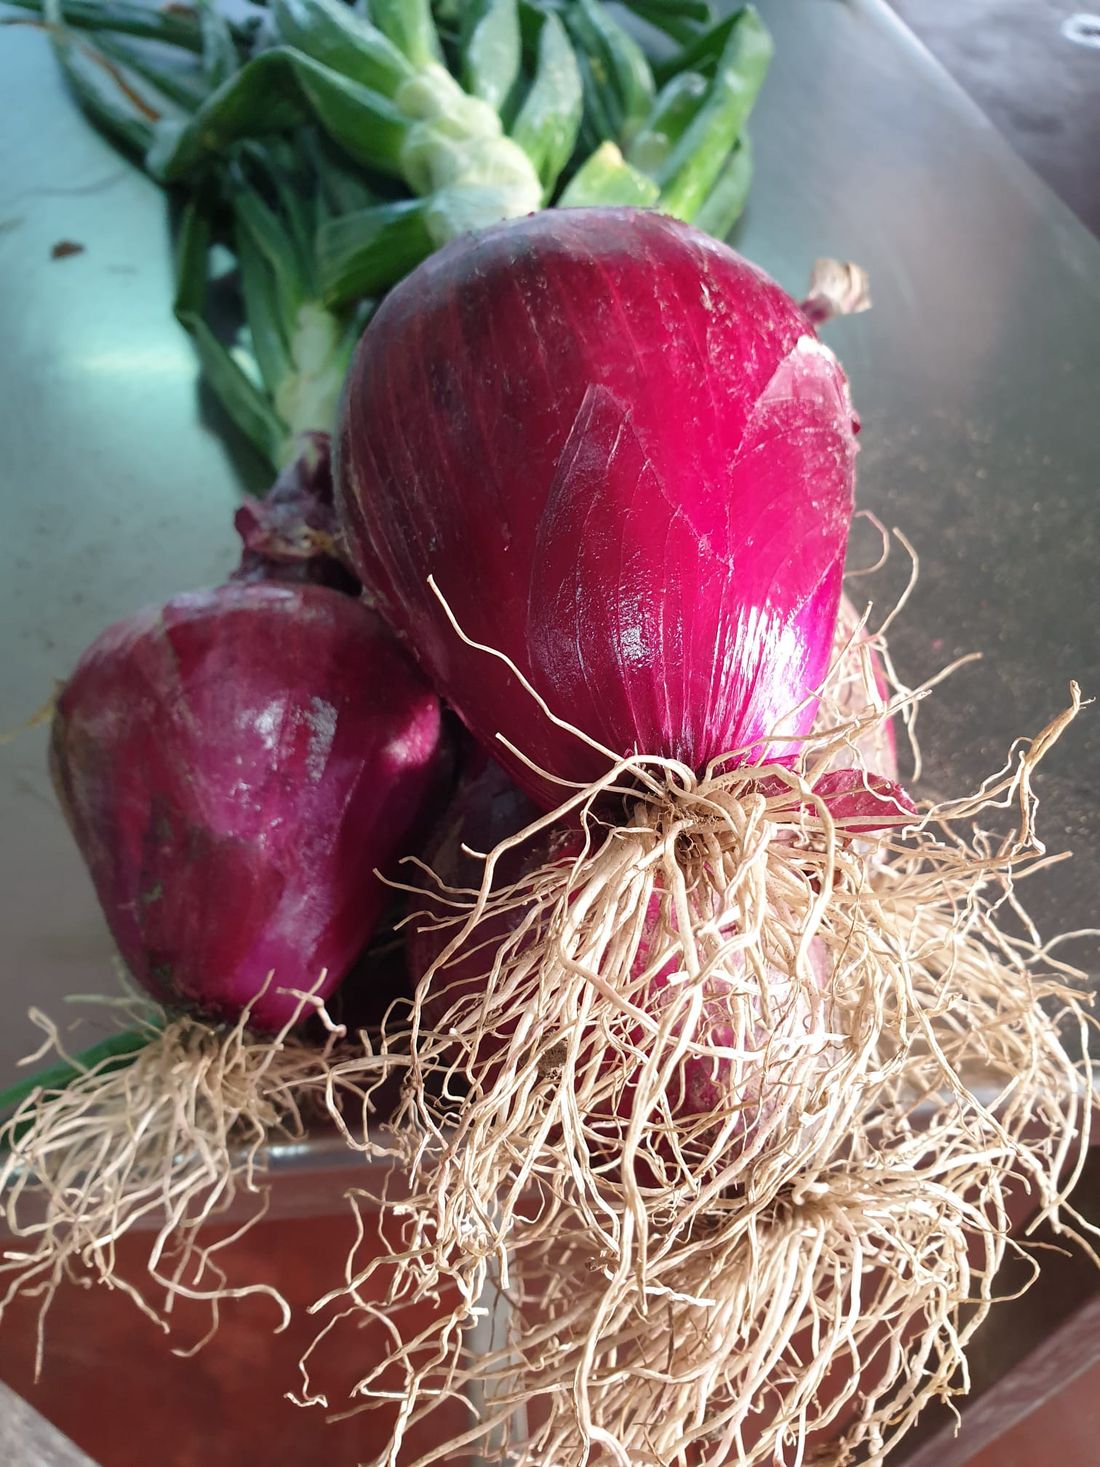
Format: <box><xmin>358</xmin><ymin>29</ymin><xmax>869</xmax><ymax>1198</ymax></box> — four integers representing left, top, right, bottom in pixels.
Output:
<box><xmin>8</xmin><ymin>0</ymin><xmax>771</xmax><ymax>468</ymax></box>
<box><xmin>295</xmin><ymin>209</ymin><xmax>1096</xmax><ymax>1465</ymax></box>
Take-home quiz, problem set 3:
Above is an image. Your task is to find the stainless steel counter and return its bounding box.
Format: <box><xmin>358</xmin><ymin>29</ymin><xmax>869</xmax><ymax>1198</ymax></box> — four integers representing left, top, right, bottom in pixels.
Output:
<box><xmin>1</xmin><ymin>4</ymin><xmax>1097</xmax><ymax>1073</ymax></box>
<box><xmin>739</xmin><ymin>0</ymin><xmax>1099</xmax><ymax>967</ymax></box>
<box><xmin>0</xmin><ymin>1379</ymin><xmax>98</xmax><ymax>1465</ymax></box>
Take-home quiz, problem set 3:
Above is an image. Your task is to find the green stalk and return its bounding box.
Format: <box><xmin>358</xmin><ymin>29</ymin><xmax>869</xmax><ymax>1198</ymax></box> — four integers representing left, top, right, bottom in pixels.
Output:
<box><xmin>0</xmin><ymin>1029</ymin><xmax>153</xmax><ymax>1125</ymax></box>
<box><xmin>232</xmin><ymin>188</ymin><xmax>311</xmax><ymax>330</ymax></box>
<box><xmin>621</xmin><ymin>0</ymin><xmax>712</xmax><ymax>20</ymax></box>
<box><xmin>43</xmin><ymin>2</ymin><xmax>158</xmax><ymax>157</ymax></box>
<box><xmin>235</xmin><ymin>213</ymin><xmax>297</xmax><ymax>397</ymax></box>
<box><xmin>271</xmin><ymin>0</ymin><xmax>414</xmax><ymax>95</ymax></box>
<box><xmin>573</xmin><ymin>0</ymin><xmax>654</xmax><ymax>141</ymax></box>
<box><xmin>89</xmin><ymin>33</ymin><xmax>208</xmax><ymax>113</ymax></box>
<box><xmin>693</xmin><ymin>133</ymin><xmax>753</xmax><ymax>239</ymax></box>
<box><xmin>173</xmin><ymin>196</ymin><xmax>289</xmax><ymax>464</ymax></box>
<box><xmin>302</xmin><ymin>130</ymin><xmax>381</xmax><ymax>217</ymax></box>
<box><xmin>652</xmin><ymin>9</ymin><xmax>737</xmax><ymax>85</ymax></box>
<box><xmin>317</xmin><ymin>198</ymin><xmax>435</xmax><ymax>305</ymax></box>
<box><xmin>148</xmin><ymin>49</ymin><xmax>411</xmax><ymax>181</ymax></box>
<box><xmin>510</xmin><ymin>12</ymin><xmax>583</xmax><ymax>195</ymax></box>
<box><xmin>6</xmin><ymin>0</ymin><xmax>211</xmax><ymax>50</ymax></box>
<box><xmin>198</xmin><ymin>0</ymin><xmax>238</xmax><ymax>88</ymax></box>
<box><xmin>656</xmin><ymin>6</ymin><xmax>772</xmax><ymax>221</ymax></box>
<box><xmin>243</xmin><ymin>140</ymin><xmax>320</xmax><ymax>277</ymax></box>
<box><xmin>627</xmin><ymin>70</ymin><xmax>708</xmax><ymax>175</ymax></box>
<box><xmin>460</xmin><ymin>0</ymin><xmax>521</xmax><ymax>113</ymax></box>
<box><xmin>567</xmin><ymin>22</ymin><xmax>621</xmax><ymax>145</ymax></box>
<box><xmin>559</xmin><ymin>140</ymin><xmax>660</xmax><ymax>208</ymax></box>
<box><xmin>371</xmin><ymin>0</ymin><xmax>443</xmax><ymax>69</ymax></box>
<box><xmin>628</xmin><ymin>3</ymin><xmax>698</xmax><ymax>47</ymax></box>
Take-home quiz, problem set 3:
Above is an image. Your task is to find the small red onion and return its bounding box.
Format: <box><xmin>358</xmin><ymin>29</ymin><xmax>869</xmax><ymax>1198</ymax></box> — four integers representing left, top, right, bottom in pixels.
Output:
<box><xmin>51</xmin><ymin>582</ymin><xmax>448</xmax><ymax>1031</ymax></box>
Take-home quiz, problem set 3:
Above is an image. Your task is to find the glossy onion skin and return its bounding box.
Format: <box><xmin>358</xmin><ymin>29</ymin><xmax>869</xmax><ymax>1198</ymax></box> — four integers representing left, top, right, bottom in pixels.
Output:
<box><xmin>50</xmin><ymin>583</ymin><xmax>447</xmax><ymax>1032</ymax></box>
<box><xmin>338</xmin><ymin>208</ymin><xmax>859</xmax><ymax>809</ymax></box>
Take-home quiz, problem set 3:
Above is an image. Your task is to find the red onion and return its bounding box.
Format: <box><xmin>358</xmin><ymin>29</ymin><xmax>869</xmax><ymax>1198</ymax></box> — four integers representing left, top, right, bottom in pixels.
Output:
<box><xmin>337</xmin><ymin>208</ymin><xmax>859</xmax><ymax>807</ymax></box>
<box><xmin>408</xmin><ymin>758</ymin><xmax>540</xmax><ymax>1034</ymax></box>
<box><xmin>50</xmin><ymin>582</ymin><xmax>447</xmax><ymax>1031</ymax></box>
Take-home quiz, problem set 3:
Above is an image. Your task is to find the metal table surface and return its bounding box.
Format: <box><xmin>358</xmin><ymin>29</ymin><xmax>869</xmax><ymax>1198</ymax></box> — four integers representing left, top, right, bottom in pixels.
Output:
<box><xmin>0</xmin><ymin>1378</ymin><xmax>99</xmax><ymax>1465</ymax></box>
<box><xmin>0</xmin><ymin>1</ymin><xmax>1098</xmax><ymax>1461</ymax></box>
<box><xmin>2</xmin><ymin>0</ymin><xmax>1097</xmax><ymax>1070</ymax></box>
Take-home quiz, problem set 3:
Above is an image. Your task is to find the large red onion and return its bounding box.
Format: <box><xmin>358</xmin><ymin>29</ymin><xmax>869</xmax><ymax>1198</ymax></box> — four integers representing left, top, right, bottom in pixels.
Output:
<box><xmin>50</xmin><ymin>582</ymin><xmax>447</xmax><ymax>1031</ymax></box>
<box><xmin>337</xmin><ymin>208</ymin><xmax>859</xmax><ymax>808</ymax></box>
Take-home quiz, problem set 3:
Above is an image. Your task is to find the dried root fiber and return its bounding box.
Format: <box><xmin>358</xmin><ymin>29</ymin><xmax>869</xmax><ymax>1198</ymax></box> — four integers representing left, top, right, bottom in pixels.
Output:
<box><xmin>0</xmin><ymin>986</ymin><xmax>363</xmax><ymax>1372</ymax></box>
<box><xmin>306</xmin><ymin>607</ymin><xmax>1096</xmax><ymax>1467</ymax></box>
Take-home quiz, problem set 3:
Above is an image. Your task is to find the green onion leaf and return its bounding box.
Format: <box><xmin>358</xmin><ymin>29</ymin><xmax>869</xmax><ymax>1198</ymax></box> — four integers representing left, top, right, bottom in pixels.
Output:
<box><xmin>236</xmin><ymin>225</ymin><xmax>295</xmax><ymax>398</ymax></box>
<box><xmin>558</xmin><ymin>139</ymin><xmax>660</xmax><ymax>208</ymax></box>
<box><xmin>627</xmin><ymin>70</ymin><xmax>708</xmax><ymax>176</ymax></box>
<box><xmin>6</xmin><ymin>0</ymin><xmax>207</xmax><ymax>51</ymax></box>
<box><xmin>575</xmin><ymin>0</ymin><xmax>654</xmax><ymax>141</ymax></box>
<box><xmin>43</xmin><ymin>0</ymin><xmax>158</xmax><ymax>156</ymax></box>
<box><xmin>693</xmin><ymin>132</ymin><xmax>753</xmax><ymax>240</ymax></box>
<box><xmin>146</xmin><ymin>48</ymin><xmax>410</xmax><ymax>182</ymax></box>
<box><xmin>271</xmin><ymin>0</ymin><xmax>413</xmax><ymax>96</ymax></box>
<box><xmin>625</xmin><ymin>2</ymin><xmax>697</xmax><ymax>46</ymax></box>
<box><xmin>510</xmin><ymin>11</ymin><xmax>582</xmax><ymax>195</ymax></box>
<box><xmin>198</xmin><ymin>0</ymin><xmax>237</xmax><ymax>88</ymax></box>
<box><xmin>90</xmin><ymin>33</ymin><xmax>208</xmax><ymax>114</ymax></box>
<box><xmin>460</xmin><ymin>0</ymin><xmax>521</xmax><ymax>114</ymax></box>
<box><xmin>369</xmin><ymin>0</ymin><xmax>443</xmax><ymax>69</ymax></box>
<box><xmin>656</xmin><ymin>5</ymin><xmax>771</xmax><ymax>221</ymax></box>
<box><xmin>653</xmin><ymin>9</ymin><xmax>738</xmax><ymax>85</ymax></box>
<box><xmin>231</xmin><ymin>187</ymin><xmax>310</xmax><ymax>341</ymax></box>
<box><xmin>300</xmin><ymin>129</ymin><xmax>382</xmax><ymax>217</ymax></box>
<box><xmin>622</xmin><ymin>0</ymin><xmax>712</xmax><ymax>20</ymax></box>
<box><xmin>173</xmin><ymin>198</ymin><xmax>287</xmax><ymax>466</ymax></box>
<box><xmin>317</xmin><ymin>197</ymin><xmax>434</xmax><ymax>305</ymax></box>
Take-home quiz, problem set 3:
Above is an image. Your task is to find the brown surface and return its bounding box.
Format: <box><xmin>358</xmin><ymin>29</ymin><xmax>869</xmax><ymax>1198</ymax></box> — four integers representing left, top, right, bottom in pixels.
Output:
<box><xmin>0</xmin><ymin>1211</ymin><xmax>469</xmax><ymax>1467</ymax></box>
<box><xmin>965</xmin><ymin>1357</ymin><xmax>1100</xmax><ymax>1467</ymax></box>
<box><xmin>1</xmin><ymin>1167</ymin><xmax>1095</xmax><ymax>1465</ymax></box>
<box><xmin>898</xmin><ymin>1142</ymin><xmax>1100</xmax><ymax>1466</ymax></box>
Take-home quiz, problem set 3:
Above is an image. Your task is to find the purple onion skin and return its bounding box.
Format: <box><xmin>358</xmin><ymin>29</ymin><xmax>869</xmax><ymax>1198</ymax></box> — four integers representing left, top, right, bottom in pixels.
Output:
<box><xmin>50</xmin><ymin>583</ymin><xmax>448</xmax><ymax>1032</ymax></box>
<box><xmin>409</xmin><ymin>758</ymin><xmax>541</xmax><ymax>1027</ymax></box>
<box><xmin>338</xmin><ymin>208</ymin><xmax>859</xmax><ymax>811</ymax></box>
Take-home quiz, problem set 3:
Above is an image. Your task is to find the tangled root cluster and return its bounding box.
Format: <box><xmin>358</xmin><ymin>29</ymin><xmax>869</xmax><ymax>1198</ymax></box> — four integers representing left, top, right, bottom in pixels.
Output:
<box><xmin>307</xmin><ymin>603</ymin><xmax>1096</xmax><ymax>1466</ymax></box>
<box><xmin>0</xmin><ymin>989</ymin><xmax>359</xmax><ymax>1372</ymax></box>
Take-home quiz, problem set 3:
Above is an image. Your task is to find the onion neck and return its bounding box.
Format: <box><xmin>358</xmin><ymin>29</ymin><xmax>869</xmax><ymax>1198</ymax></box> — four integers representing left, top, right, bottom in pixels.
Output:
<box><xmin>273</xmin><ymin>301</ymin><xmax>358</xmax><ymax>463</ymax></box>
